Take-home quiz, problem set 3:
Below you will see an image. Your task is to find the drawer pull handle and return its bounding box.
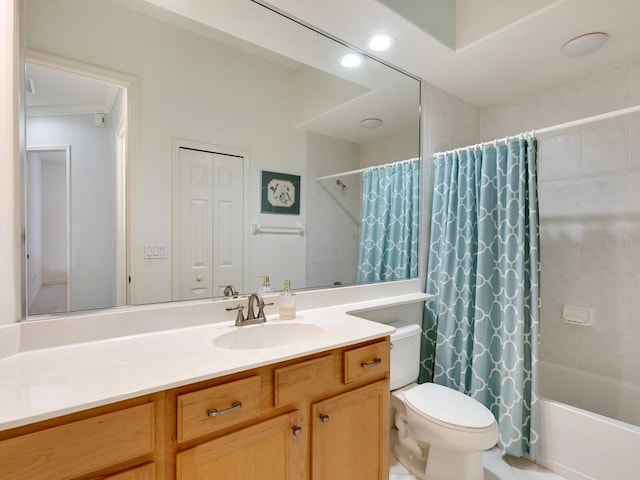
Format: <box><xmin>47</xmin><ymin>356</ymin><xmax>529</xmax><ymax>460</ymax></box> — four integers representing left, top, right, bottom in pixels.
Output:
<box><xmin>360</xmin><ymin>357</ymin><xmax>382</xmax><ymax>368</ymax></box>
<box><xmin>292</xmin><ymin>425</ymin><xmax>303</xmax><ymax>436</ymax></box>
<box><xmin>208</xmin><ymin>401</ymin><xmax>242</xmax><ymax>417</ymax></box>
<box><xmin>319</xmin><ymin>413</ymin><xmax>330</xmax><ymax>423</ymax></box>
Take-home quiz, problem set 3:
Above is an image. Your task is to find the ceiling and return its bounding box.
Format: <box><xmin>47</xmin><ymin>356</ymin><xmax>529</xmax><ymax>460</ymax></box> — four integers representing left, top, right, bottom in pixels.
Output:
<box><xmin>264</xmin><ymin>0</ymin><xmax>640</xmax><ymax>108</ymax></box>
<box><xmin>26</xmin><ymin>0</ymin><xmax>640</xmax><ymax>131</ymax></box>
<box><xmin>25</xmin><ymin>63</ymin><xmax>118</xmax><ymax>117</ymax></box>
<box><xmin>25</xmin><ymin>0</ymin><xmax>420</xmax><ymax>145</ymax></box>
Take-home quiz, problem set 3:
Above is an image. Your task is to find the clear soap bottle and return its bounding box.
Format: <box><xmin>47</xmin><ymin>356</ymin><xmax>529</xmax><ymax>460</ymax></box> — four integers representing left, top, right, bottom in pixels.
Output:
<box><xmin>258</xmin><ymin>275</ymin><xmax>271</xmax><ymax>294</ymax></box>
<box><xmin>279</xmin><ymin>280</ymin><xmax>296</xmax><ymax>320</ymax></box>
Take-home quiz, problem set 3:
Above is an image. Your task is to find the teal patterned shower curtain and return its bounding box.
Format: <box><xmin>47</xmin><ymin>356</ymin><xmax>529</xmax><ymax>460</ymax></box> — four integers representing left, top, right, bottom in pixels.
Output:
<box><xmin>420</xmin><ymin>138</ymin><xmax>540</xmax><ymax>459</ymax></box>
<box><xmin>357</xmin><ymin>160</ymin><xmax>420</xmax><ymax>283</ymax></box>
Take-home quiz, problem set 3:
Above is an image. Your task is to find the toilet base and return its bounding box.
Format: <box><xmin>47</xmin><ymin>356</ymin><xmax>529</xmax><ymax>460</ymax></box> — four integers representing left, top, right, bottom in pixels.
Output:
<box><xmin>393</xmin><ymin>412</ymin><xmax>427</xmax><ymax>479</ymax></box>
<box><xmin>424</xmin><ymin>445</ymin><xmax>485</xmax><ymax>480</ymax></box>
<box><xmin>393</xmin><ymin>439</ymin><xmax>427</xmax><ymax>479</ymax></box>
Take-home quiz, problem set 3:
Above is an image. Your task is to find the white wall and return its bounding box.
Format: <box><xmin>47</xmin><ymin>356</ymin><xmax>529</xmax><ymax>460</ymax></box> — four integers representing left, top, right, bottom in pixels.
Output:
<box><xmin>0</xmin><ymin>0</ymin><xmax>20</xmax><ymax>326</ymax></box>
<box><xmin>40</xmin><ymin>155</ymin><xmax>66</xmax><ymax>284</ymax></box>
<box><xmin>27</xmin><ymin>114</ymin><xmax>116</xmax><ymax>311</ymax></box>
<box><xmin>479</xmin><ymin>59</ymin><xmax>640</xmax><ymax>390</ymax></box>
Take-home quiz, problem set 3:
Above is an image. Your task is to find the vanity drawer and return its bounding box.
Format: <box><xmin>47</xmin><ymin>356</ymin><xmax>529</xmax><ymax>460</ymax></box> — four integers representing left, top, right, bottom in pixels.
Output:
<box><xmin>0</xmin><ymin>403</ymin><xmax>154</xmax><ymax>480</ymax></box>
<box><xmin>177</xmin><ymin>375</ymin><xmax>261</xmax><ymax>443</ymax></box>
<box><xmin>274</xmin><ymin>355</ymin><xmax>336</xmax><ymax>407</ymax></box>
<box><xmin>343</xmin><ymin>340</ymin><xmax>390</xmax><ymax>384</ymax></box>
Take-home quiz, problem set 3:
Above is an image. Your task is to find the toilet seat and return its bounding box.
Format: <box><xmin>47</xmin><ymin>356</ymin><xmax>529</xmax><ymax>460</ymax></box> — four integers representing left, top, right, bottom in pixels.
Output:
<box><xmin>403</xmin><ymin>383</ymin><xmax>496</xmax><ymax>433</ymax></box>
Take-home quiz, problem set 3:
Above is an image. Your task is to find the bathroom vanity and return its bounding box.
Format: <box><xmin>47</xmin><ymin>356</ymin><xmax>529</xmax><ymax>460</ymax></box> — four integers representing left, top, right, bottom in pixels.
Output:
<box><xmin>0</xmin><ymin>338</ymin><xmax>389</xmax><ymax>479</ymax></box>
<box><xmin>0</xmin><ymin>291</ymin><xmax>432</xmax><ymax>480</ymax></box>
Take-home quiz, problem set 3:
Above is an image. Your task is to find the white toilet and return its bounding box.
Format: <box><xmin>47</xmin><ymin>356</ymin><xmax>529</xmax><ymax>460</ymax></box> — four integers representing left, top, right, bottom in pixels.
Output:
<box><xmin>390</xmin><ymin>323</ymin><xmax>498</xmax><ymax>480</ymax></box>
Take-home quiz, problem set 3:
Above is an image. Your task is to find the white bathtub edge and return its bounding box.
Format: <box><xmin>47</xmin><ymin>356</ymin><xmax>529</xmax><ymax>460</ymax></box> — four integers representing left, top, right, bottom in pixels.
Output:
<box><xmin>538</xmin><ymin>397</ymin><xmax>640</xmax><ymax>479</ymax></box>
<box><xmin>537</xmin><ymin>455</ymin><xmax>596</xmax><ymax>480</ymax></box>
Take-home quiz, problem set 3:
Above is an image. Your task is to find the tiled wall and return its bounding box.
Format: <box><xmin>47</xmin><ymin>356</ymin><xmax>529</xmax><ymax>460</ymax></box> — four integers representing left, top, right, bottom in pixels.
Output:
<box><xmin>479</xmin><ymin>59</ymin><xmax>640</xmax><ymax>387</ymax></box>
<box><xmin>306</xmin><ymin>132</ymin><xmax>361</xmax><ymax>288</ymax></box>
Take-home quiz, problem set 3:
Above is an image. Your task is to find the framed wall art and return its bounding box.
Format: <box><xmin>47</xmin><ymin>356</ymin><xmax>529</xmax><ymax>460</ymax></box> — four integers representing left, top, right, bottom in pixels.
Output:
<box><xmin>260</xmin><ymin>170</ymin><xmax>301</xmax><ymax>215</ymax></box>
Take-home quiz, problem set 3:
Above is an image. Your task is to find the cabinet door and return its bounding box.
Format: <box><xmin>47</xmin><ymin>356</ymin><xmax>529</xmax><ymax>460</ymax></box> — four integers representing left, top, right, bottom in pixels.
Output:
<box><xmin>311</xmin><ymin>380</ymin><xmax>389</xmax><ymax>480</ymax></box>
<box><xmin>176</xmin><ymin>411</ymin><xmax>304</xmax><ymax>480</ymax></box>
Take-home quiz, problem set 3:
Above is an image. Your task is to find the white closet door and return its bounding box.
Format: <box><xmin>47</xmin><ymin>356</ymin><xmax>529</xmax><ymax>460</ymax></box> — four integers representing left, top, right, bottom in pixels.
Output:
<box><xmin>177</xmin><ymin>148</ymin><xmax>243</xmax><ymax>300</ymax></box>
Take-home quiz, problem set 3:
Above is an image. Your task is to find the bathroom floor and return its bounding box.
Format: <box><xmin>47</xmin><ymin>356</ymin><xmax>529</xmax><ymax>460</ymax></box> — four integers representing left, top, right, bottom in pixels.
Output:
<box><xmin>390</xmin><ymin>430</ymin><xmax>567</xmax><ymax>480</ymax></box>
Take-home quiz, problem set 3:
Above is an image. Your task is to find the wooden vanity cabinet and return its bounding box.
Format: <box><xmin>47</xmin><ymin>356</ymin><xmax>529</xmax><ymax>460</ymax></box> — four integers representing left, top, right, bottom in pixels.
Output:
<box><xmin>0</xmin><ymin>337</ymin><xmax>390</xmax><ymax>480</ymax></box>
<box><xmin>0</xmin><ymin>396</ymin><xmax>161</xmax><ymax>480</ymax></box>
<box><xmin>173</xmin><ymin>337</ymin><xmax>390</xmax><ymax>480</ymax></box>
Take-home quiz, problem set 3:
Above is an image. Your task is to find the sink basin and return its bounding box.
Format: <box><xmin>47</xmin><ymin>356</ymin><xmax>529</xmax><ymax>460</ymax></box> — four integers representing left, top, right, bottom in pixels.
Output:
<box><xmin>213</xmin><ymin>323</ymin><xmax>324</xmax><ymax>350</ymax></box>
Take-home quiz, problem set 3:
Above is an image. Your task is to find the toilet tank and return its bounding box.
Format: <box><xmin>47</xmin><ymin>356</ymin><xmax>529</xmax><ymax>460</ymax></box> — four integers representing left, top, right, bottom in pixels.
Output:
<box><xmin>389</xmin><ymin>323</ymin><xmax>422</xmax><ymax>390</ymax></box>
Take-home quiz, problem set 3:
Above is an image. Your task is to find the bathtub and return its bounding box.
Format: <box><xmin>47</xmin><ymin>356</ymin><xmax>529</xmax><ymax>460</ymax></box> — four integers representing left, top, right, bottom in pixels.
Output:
<box><xmin>538</xmin><ymin>361</ymin><xmax>640</xmax><ymax>479</ymax></box>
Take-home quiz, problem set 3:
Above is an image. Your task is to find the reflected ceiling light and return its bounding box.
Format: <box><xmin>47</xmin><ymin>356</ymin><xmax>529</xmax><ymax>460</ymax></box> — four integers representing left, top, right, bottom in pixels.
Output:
<box><xmin>360</xmin><ymin>118</ymin><xmax>383</xmax><ymax>129</ymax></box>
<box><xmin>562</xmin><ymin>32</ymin><xmax>608</xmax><ymax>56</ymax></box>
<box><xmin>365</xmin><ymin>34</ymin><xmax>395</xmax><ymax>52</ymax></box>
<box><xmin>339</xmin><ymin>52</ymin><xmax>364</xmax><ymax>68</ymax></box>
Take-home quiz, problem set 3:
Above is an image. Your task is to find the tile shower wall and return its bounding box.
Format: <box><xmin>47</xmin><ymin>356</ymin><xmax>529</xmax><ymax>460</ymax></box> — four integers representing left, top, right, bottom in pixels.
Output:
<box><xmin>479</xmin><ymin>59</ymin><xmax>640</xmax><ymax>388</ymax></box>
<box><xmin>306</xmin><ymin>132</ymin><xmax>361</xmax><ymax>288</ymax></box>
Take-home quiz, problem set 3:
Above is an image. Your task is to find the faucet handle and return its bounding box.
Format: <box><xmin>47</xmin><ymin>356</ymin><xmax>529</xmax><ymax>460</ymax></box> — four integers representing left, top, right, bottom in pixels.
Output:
<box><xmin>257</xmin><ymin>301</ymin><xmax>274</xmax><ymax>320</ymax></box>
<box><xmin>226</xmin><ymin>304</ymin><xmax>245</xmax><ymax>324</ymax></box>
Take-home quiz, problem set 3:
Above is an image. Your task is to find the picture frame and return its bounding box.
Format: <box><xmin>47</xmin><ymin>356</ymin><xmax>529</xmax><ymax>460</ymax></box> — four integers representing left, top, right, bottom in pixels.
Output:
<box><xmin>260</xmin><ymin>170</ymin><xmax>301</xmax><ymax>215</ymax></box>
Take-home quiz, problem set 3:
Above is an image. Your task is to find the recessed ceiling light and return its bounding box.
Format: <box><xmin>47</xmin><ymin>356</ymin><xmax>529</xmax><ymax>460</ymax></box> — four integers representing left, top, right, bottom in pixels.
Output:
<box><xmin>360</xmin><ymin>118</ymin><xmax>383</xmax><ymax>129</ymax></box>
<box><xmin>365</xmin><ymin>34</ymin><xmax>395</xmax><ymax>52</ymax></box>
<box><xmin>339</xmin><ymin>52</ymin><xmax>364</xmax><ymax>68</ymax></box>
<box><xmin>562</xmin><ymin>32</ymin><xmax>608</xmax><ymax>57</ymax></box>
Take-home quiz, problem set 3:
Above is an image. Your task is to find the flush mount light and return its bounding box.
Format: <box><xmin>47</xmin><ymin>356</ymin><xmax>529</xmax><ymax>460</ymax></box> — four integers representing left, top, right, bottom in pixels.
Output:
<box><xmin>339</xmin><ymin>52</ymin><xmax>364</xmax><ymax>68</ymax></box>
<box><xmin>360</xmin><ymin>118</ymin><xmax>383</xmax><ymax>129</ymax></box>
<box><xmin>562</xmin><ymin>32</ymin><xmax>608</xmax><ymax>57</ymax></box>
<box><xmin>365</xmin><ymin>34</ymin><xmax>395</xmax><ymax>52</ymax></box>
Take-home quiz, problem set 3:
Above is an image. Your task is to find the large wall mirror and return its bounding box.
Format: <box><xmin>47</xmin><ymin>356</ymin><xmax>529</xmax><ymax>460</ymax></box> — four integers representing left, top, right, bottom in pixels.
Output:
<box><xmin>22</xmin><ymin>0</ymin><xmax>421</xmax><ymax>317</ymax></box>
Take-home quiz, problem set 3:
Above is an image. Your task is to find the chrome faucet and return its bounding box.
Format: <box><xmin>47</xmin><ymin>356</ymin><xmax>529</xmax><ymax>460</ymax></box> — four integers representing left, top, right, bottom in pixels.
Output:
<box><xmin>226</xmin><ymin>293</ymin><xmax>274</xmax><ymax>326</ymax></box>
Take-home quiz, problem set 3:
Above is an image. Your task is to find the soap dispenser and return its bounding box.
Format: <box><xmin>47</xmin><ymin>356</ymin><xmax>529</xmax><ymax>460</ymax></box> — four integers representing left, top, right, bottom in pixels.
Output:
<box><xmin>279</xmin><ymin>280</ymin><xmax>296</xmax><ymax>320</ymax></box>
<box><xmin>258</xmin><ymin>275</ymin><xmax>271</xmax><ymax>294</ymax></box>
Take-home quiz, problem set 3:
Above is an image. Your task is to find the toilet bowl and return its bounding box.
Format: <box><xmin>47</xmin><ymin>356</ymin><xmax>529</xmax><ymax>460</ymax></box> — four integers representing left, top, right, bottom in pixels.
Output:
<box><xmin>390</xmin><ymin>324</ymin><xmax>498</xmax><ymax>480</ymax></box>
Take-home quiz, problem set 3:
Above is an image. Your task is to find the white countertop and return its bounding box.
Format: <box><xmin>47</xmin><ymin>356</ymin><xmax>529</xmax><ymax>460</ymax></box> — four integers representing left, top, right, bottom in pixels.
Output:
<box><xmin>0</xmin><ymin>294</ymin><xmax>428</xmax><ymax>431</ymax></box>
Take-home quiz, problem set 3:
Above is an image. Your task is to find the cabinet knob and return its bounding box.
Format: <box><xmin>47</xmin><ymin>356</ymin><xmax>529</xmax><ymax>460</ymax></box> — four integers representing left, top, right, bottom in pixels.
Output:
<box><xmin>292</xmin><ymin>425</ymin><xmax>302</xmax><ymax>436</ymax></box>
<box><xmin>319</xmin><ymin>413</ymin><xmax>330</xmax><ymax>423</ymax></box>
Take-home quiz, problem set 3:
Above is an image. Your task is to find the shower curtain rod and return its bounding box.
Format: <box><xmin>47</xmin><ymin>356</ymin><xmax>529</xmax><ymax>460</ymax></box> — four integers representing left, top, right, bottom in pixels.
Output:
<box><xmin>433</xmin><ymin>103</ymin><xmax>640</xmax><ymax>158</ymax></box>
<box><xmin>315</xmin><ymin>157</ymin><xmax>419</xmax><ymax>181</ymax></box>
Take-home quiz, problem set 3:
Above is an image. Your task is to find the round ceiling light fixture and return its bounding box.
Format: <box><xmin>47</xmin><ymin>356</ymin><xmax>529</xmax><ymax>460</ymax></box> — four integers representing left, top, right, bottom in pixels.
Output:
<box><xmin>561</xmin><ymin>32</ymin><xmax>608</xmax><ymax>57</ymax></box>
<box><xmin>365</xmin><ymin>33</ymin><xmax>395</xmax><ymax>52</ymax></box>
<box><xmin>360</xmin><ymin>118</ymin><xmax>383</xmax><ymax>129</ymax></box>
<box><xmin>339</xmin><ymin>52</ymin><xmax>364</xmax><ymax>68</ymax></box>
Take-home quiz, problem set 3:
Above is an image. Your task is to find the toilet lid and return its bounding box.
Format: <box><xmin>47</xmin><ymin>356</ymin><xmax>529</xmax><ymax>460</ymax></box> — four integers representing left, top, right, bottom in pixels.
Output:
<box><xmin>403</xmin><ymin>383</ymin><xmax>496</xmax><ymax>429</ymax></box>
